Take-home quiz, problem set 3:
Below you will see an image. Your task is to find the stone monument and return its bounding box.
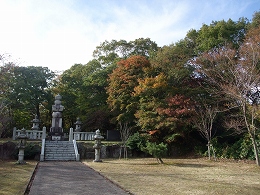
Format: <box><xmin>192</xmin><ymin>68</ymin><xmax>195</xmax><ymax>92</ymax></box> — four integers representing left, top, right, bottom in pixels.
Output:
<box><xmin>49</xmin><ymin>94</ymin><xmax>64</xmax><ymax>140</ymax></box>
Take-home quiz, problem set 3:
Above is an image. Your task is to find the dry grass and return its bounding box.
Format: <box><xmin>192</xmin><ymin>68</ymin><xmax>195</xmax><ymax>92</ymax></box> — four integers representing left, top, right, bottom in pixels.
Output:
<box><xmin>84</xmin><ymin>158</ymin><xmax>260</xmax><ymax>195</ymax></box>
<box><xmin>0</xmin><ymin>160</ymin><xmax>37</xmax><ymax>195</ymax></box>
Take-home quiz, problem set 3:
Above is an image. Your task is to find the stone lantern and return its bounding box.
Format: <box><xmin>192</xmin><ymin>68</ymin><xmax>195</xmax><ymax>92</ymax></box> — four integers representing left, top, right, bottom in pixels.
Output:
<box><xmin>74</xmin><ymin>117</ymin><xmax>82</xmax><ymax>132</ymax></box>
<box><xmin>16</xmin><ymin>128</ymin><xmax>28</xmax><ymax>164</ymax></box>
<box><xmin>31</xmin><ymin>115</ymin><xmax>40</xmax><ymax>130</ymax></box>
<box><xmin>93</xmin><ymin>129</ymin><xmax>104</xmax><ymax>162</ymax></box>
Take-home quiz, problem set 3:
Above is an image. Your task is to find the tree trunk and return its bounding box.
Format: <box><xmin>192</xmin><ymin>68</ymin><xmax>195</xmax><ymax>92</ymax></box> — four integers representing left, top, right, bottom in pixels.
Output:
<box><xmin>251</xmin><ymin>137</ymin><xmax>260</xmax><ymax>166</ymax></box>
<box><xmin>158</xmin><ymin>158</ymin><xmax>164</xmax><ymax>164</ymax></box>
<box><xmin>208</xmin><ymin>141</ymin><xmax>211</xmax><ymax>160</ymax></box>
<box><xmin>36</xmin><ymin>102</ymin><xmax>40</xmax><ymax>119</ymax></box>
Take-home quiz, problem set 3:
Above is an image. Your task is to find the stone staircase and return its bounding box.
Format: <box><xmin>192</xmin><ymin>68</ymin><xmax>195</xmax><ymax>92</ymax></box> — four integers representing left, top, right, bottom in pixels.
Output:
<box><xmin>44</xmin><ymin>140</ymin><xmax>77</xmax><ymax>161</ymax></box>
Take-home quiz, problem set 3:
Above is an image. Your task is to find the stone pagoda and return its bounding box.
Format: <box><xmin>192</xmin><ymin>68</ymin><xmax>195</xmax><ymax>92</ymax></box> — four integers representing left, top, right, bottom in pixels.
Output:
<box><xmin>48</xmin><ymin>94</ymin><xmax>64</xmax><ymax>140</ymax></box>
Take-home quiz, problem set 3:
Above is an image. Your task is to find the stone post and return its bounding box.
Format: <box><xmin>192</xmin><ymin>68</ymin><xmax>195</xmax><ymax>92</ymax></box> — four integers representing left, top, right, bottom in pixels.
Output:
<box><xmin>69</xmin><ymin>128</ymin><xmax>74</xmax><ymax>141</ymax></box>
<box><xmin>93</xmin><ymin>129</ymin><xmax>104</xmax><ymax>162</ymax></box>
<box><xmin>42</xmin><ymin>127</ymin><xmax>46</xmax><ymax>139</ymax></box>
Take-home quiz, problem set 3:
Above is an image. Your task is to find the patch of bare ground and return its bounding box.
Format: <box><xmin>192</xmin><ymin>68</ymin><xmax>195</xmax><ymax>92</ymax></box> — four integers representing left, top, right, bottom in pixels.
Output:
<box><xmin>84</xmin><ymin>158</ymin><xmax>260</xmax><ymax>195</ymax></box>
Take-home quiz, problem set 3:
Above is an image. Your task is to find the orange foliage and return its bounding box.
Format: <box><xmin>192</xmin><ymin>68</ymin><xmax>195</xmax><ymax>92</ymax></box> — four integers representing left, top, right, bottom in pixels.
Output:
<box><xmin>148</xmin><ymin>130</ymin><xmax>160</xmax><ymax>135</ymax></box>
<box><xmin>157</xmin><ymin>94</ymin><xmax>194</xmax><ymax>117</ymax></box>
<box><xmin>134</xmin><ymin>73</ymin><xmax>167</xmax><ymax>95</ymax></box>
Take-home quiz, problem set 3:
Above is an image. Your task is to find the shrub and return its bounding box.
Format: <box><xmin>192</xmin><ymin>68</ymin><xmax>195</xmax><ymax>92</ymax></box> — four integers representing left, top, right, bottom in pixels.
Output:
<box><xmin>141</xmin><ymin>141</ymin><xmax>168</xmax><ymax>164</ymax></box>
<box><xmin>127</xmin><ymin>132</ymin><xmax>147</xmax><ymax>151</ymax></box>
<box><xmin>204</xmin><ymin>136</ymin><xmax>259</xmax><ymax>160</ymax></box>
<box><xmin>24</xmin><ymin>143</ymin><xmax>41</xmax><ymax>160</ymax></box>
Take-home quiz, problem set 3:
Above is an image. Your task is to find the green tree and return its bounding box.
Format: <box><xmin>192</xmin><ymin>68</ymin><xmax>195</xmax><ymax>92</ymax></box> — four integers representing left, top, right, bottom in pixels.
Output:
<box><xmin>7</xmin><ymin>66</ymin><xmax>55</xmax><ymax>128</ymax></box>
<box><xmin>142</xmin><ymin>141</ymin><xmax>168</xmax><ymax>164</ymax></box>
<box><xmin>195</xmin><ymin>18</ymin><xmax>249</xmax><ymax>52</ymax></box>
<box><xmin>56</xmin><ymin>64</ymin><xmax>88</xmax><ymax>129</ymax></box>
<box><xmin>93</xmin><ymin>38</ymin><xmax>158</xmax><ymax>66</ymax></box>
<box><xmin>250</xmin><ymin>11</ymin><xmax>260</xmax><ymax>28</ymax></box>
<box><xmin>56</xmin><ymin>61</ymin><xmax>112</xmax><ymax>131</ymax></box>
<box><xmin>0</xmin><ymin>55</ymin><xmax>15</xmax><ymax>137</ymax></box>
<box><xmin>80</xmin><ymin>60</ymin><xmax>114</xmax><ymax>131</ymax></box>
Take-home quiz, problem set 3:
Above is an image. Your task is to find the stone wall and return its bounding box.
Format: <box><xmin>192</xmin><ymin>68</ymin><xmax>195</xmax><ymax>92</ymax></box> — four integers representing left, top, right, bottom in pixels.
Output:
<box><xmin>0</xmin><ymin>141</ymin><xmax>133</xmax><ymax>160</ymax></box>
<box><xmin>0</xmin><ymin>141</ymin><xmax>17</xmax><ymax>160</ymax></box>
<box><xmin>77</xmin><ymin>143</ymin><xmax>132</xmax><ymax>159</ymax></box>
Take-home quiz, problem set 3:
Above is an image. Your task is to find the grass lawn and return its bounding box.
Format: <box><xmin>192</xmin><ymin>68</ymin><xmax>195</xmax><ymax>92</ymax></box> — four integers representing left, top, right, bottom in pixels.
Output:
<box><xmin>0</xmin><ymin>160</ymin><xmax>37</xmax><ymax>195</ymax></box>
<box><xmin>84</xmin><ymin>158</ymin><xmax>260</xmax><ymax>195</ymax></box>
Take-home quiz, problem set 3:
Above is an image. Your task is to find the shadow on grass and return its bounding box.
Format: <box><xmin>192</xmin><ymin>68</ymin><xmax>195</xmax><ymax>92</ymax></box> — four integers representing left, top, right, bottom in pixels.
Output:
<box><xmin>101</xmin><ymin>161</ymin><xmax>160</xmax><ymax>166</ymax></box>
<box><xmin>100</xmin><ymin>159</ymin><xmax>213</xmax><ymax>168</ymax></box>
<box><xmin>167</xmin><ymin>162</ymin><xmax>213</xmax><ymax>168</ymax></box>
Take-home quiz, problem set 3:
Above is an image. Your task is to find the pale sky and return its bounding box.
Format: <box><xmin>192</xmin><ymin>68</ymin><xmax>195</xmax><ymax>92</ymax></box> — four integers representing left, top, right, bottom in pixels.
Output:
<box><xmin>0</xmin><ymin>0</ymin><xmax>259</xmax><ymax>72</ymax></box>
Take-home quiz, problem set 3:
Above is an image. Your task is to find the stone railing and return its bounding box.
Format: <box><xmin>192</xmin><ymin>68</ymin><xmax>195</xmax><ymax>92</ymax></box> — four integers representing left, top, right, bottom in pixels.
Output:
<box><xmin>40</xmin><ymin>138</ymin><xmax>45</xmax><ymax>161</ymax></box>
<box><xmin>73</xmin><ymin>139</ymin><xmax>80</xmax><ymax>161</ymax></box>
<box><xmin>69</xmin><ymin>128</ymin><xmax>95</xmax><ymax>141</ymax></box>
<box><xmin>13</xmin><ymin>127</ymin><xmax>46</xmax><ymax>140</ymax></box>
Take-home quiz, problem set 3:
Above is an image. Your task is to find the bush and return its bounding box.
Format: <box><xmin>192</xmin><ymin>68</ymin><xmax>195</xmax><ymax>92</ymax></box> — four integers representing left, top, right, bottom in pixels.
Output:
<box><xmin>127</xmin><ymin>132</ymin><xmax>147</xmax><ymax>151</ymax></box>
<box><xmin>204</xmin><ymin>136</ymin><xmax>258</xmax><ymax>160</ymax></box>
<box><xmin>142</xmin><ymin>141</ymin><xmax>168</xmax><ymax>163</ymax></box>
<box><xmin>24</xmin><ymin>143</ymin><xmax>41</xmax><ymax>160</ymax></box>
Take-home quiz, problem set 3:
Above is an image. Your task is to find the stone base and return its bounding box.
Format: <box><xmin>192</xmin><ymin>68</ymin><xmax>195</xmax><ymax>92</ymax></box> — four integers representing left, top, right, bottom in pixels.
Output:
<box><xmin>48</xmin><ymin>131</ymin><xmax>64</xmax><ymax>141</ymax></box>
<box><xmin>93</xmin><ymin>159</ymin><xmax>103</xmax><ymax>162</ymax></box>
<box><xmin>17</xmin><ymin>160</ymin><xmax>27</xmax><ymax>164</ymax></box>
<box><xmin>51</xmin><ymin>136</ymin><xmax>61</xmax><ymax>140</ymax></box>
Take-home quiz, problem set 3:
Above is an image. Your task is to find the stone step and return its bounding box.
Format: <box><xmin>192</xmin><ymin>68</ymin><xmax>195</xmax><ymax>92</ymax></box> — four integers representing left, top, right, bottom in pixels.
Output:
<box><xmin>45</xmin><ymin>142</ymin><xmax>73</xmax><ymax>146</ymax></box>
<box><xmin>45</xmin><ymin>158</ymin><xmax>76</xmax><ymax>160</ymax></box>
<box><xmin>45</xmin><ymin>155</ymin><xmax>76</xmax><ymax>160</ymax></box>
<box><xmin>45</xmin><ymin>153</ymin><xmax>76</xmax><ymax>157</ymax></box>
<box><xmin>46</xmin><ymin>151</ymin><xmax>75</xmax><ymax>154</ymax></box>
<box><xmin>45</xmin><ymin>146</ymin><xmax>74</xmax><ymax>148</ymax></box>
<box><xmin>45</xmin><ymin>144</ymin><xmax>74</xmax><ymax>147</ymax></box>
<box><xmin>45</xmin><ymin>145</ymin><xmax>74</xmax><ymax>148</ymax></box>
<box><xmin>44</xmin><ymin>140</ymin><xmax>77</xmax><ymax>161</ymax></box>
<box><xmin>45</xmin><ymin>158</ymin><xmax>76</xmax><ymax>161</ymax></box>
<box><xmin>45</xmin><ymin>143</ymin><xmax>73</xmax><ymax>146</ymax></box>
<box><xmin>45</xmin><ymin>149</ymin><xmax>75</xmax><ymax>152</ymax></box>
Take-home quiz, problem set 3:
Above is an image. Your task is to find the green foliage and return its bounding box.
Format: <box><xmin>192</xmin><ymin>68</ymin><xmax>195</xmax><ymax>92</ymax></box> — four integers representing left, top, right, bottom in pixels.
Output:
<box><xmin>141</xmin><ymin>141</ymin><xmax>168</xmax><ymax>161</ymax></box>
<box><xmin>10</xmin><ymin>66</ymin><xmax>55</xmax><ymax>117</ymax></box>
<box><xmin>56</xmin><ymin>61</ymin><xmax>110</xmax><ymax>130</ymax></box>
<box><xmin>127</xmin><ymin>132</ymin><xmax>147</xmax><ymax>151</ymax></box>
<box><xmin>93</xmin><ymin>38</ymin><xmax>158</xmax><ymax>66</ymax></box>
<box><xmin>223</xmin><ymin>136</ymin><xmax>257</xmax><ymax>160</ymax></box>
<box><xmin>202</xmin><ymin>136</ymin><xmax>259</xmax><ymax>160</ymax></box>
<box><xmin>250</xmin><ymin>11</ymin><xmax>260</xmax><ymax>28</ymax></box>
<box><xmin>165</xmin><ymin>133</ymin><xmax>181</xmax><ymax>143</ymax></box>
<box><xmin>13</xmin><ymin>110</ymin><xmax>31</xmax><ymax>129</ymax></box>
<box><xmin>195</xmin><ymin>18</ymin><xmax>248</xmax><ymax>52</ymax></box>
<box><xmin>24</xmin><ymin>143</ymin><xmax>41</xmax><ymax>160</ymax></box>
